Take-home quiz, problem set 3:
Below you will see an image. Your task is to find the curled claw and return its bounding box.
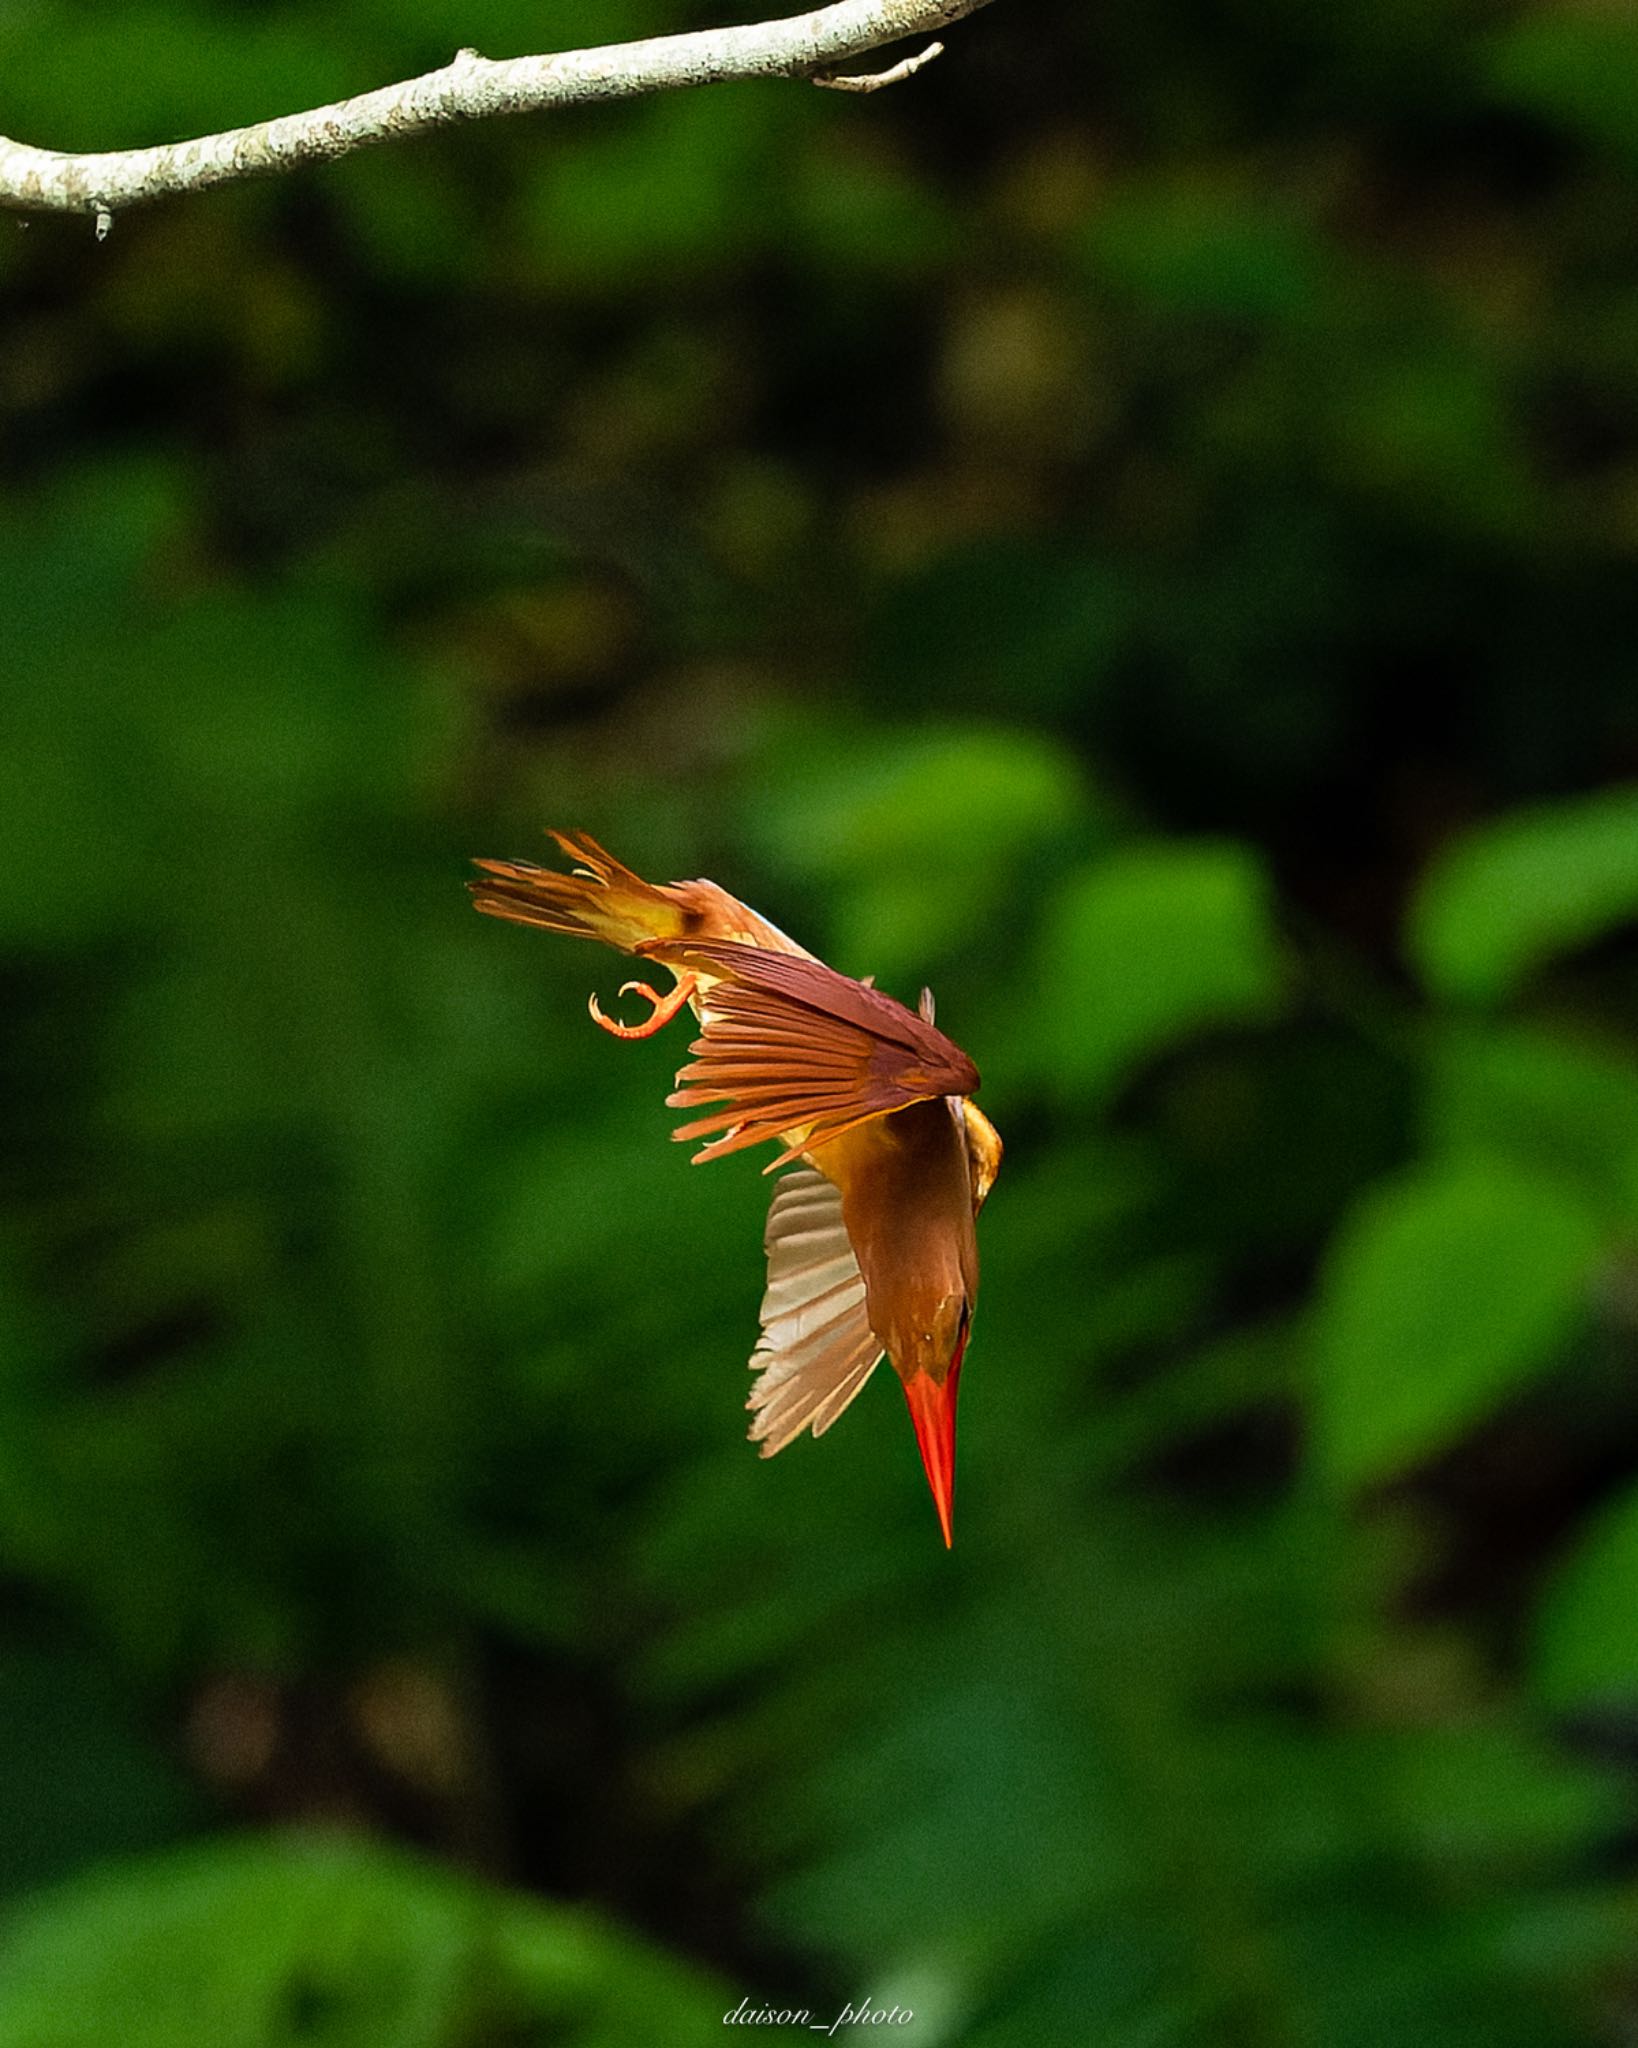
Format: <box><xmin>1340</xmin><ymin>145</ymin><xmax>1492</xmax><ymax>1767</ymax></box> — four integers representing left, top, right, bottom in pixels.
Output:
<box><xmin>588</xmin><ymin>971</ymin><xmax>697</xmax><ymax>1040</ymax></box>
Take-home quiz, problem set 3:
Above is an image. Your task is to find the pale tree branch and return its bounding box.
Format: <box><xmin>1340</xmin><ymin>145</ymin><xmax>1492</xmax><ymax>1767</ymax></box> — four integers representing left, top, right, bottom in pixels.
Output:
<box><xmin>813</xmin><ymin>38</ymin><xmax>945</xmax><ymax>91</ymax></box>
<box><xmin>0</xmin><ymin>0</ymin><xmax>999</xmax><ymax>227</ymax></box>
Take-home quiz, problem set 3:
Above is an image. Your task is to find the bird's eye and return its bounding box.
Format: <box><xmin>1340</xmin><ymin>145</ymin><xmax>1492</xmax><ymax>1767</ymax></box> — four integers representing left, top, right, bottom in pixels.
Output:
<box><xmin>953</xmin><ymin>1301</ymin><xmax>971</xmax><ymax>1367</ymax></box>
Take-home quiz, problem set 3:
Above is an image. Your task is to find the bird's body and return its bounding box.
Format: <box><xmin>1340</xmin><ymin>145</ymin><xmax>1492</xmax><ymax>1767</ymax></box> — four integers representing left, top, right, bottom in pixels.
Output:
<box><xmin>470</xmin><ymin>830</ymin><xmax>1000</xmax><ymax>1545</ymax></box>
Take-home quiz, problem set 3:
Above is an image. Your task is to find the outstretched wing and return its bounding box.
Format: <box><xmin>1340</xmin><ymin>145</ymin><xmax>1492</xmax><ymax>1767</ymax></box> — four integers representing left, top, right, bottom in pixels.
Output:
<box><xmin>747</xmin><ymin>1167</ymin><xmax>883</xmax><ymax>1456</ymax></box>
<box><xmin>662</xmin><ymin>940</ymin><xmax>981</xmax><ymax>1167</ymax></box>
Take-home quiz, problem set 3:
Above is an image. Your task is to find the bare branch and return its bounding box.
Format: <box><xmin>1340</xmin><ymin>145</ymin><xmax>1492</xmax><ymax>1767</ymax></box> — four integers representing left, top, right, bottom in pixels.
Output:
<box><xmin>813</xmin><ymin>38</ymin><xmax>944</xmax><ymax>91</ymax></box>
<box><xmin>0</xmin><ymin>0</ymin><xmax>999</xmax><ymax>225</ymax></box>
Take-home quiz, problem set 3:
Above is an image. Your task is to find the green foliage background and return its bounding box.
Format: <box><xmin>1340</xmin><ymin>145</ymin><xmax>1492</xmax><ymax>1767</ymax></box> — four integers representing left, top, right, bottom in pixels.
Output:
<box><xmin>4</xmin><ymin>1</ymin><xmax>1638</xmax><ymax>2041</ymax></box>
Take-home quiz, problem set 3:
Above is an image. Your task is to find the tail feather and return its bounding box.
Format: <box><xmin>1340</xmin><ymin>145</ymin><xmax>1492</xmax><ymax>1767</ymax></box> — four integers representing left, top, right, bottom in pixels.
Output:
<box><xmin>469</xmin><ymin>830</ymin><xmax>688</xmax><ymax>954</ymax></box>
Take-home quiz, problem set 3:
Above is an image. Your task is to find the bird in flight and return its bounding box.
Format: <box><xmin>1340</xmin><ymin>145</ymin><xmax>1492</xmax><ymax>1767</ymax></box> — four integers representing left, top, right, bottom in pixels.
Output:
<box><xmin>470</xmin><ymin>831</ymin><xmax>1001</xmax><ymax>1546</ymax></box>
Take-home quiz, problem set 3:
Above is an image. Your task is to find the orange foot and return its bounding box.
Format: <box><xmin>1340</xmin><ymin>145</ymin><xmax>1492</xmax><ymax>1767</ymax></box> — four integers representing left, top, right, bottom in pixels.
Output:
<box><xmin>589</xmin><ymin>971</ymin><xmax>697</xmax><ymax>1040</ymax></box>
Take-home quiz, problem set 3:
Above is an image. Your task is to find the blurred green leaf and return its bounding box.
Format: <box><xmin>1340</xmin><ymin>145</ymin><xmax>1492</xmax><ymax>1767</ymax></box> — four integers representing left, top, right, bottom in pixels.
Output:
<box><xmin>789</xmin><ymin>135</ymin><xmax>958</xmax><ymax>277</ymax></box>
<box><xmin>1428</xmin><ymin>1022</ymin><xmax>1638</xmax><ymax>1223</ymax></box>
<box><xmin>1039</xmin><ymin>842</ymin><xmax>1283</xmax><ymax>1099</ymax></box>
<box><xmin>1313</xmin><ymin>1162</ymin><xmax>1603</xmax><ymax>1488</ymax></box>
<box><xmin>0</xmin><ymin>464</ymin><xmax>183</xmax><ymax>944</ymax></box>
<box><xmin>352</xmin><ymin>0</ymin><xmax>666</xmax><ymax>52</ymax></box>
<box><xmin>326</xmin><ymin>151</ymin><xmax>476</xmax><ymax>288</ymax></box>
<box><xmin>0</xmin><ymin>6</ymin><xmax>360</xmax><ymax>154</ymax></box>
<box><xmin>1375</xmin><ymin>1722</ymin><xmax>1621</xmax><ymax>1873</ymax></box>
<box><xmin>1487</xmin><ymin>17</ymin><xmax>1638</xmax><ymax>162</ymax></box>
<box><xmin>521</xmin><ymin>89</ymin><xmax>788</xmax><ymax>292</ymax></box>
<box><xmin>1409</xmin><ymin>788</ymin><xmax>1638</xmax><ymax>1005</ymax></box>
<box><xmin>754</xmin><ymin>724</ymin><xmax>1085</xmax><ymax>978</ymax></box>
<box><xmin>1330</xmin><ymin>339</ymin><xmax>1527</xmax><ymax>534</ymax></box>
<box><xmin>0</xmin><ymin>1833</ymin><xmax>724</xmax><ymax>2048</ymax></box>
<box><xmin>1534</xmin><ymin>1486</ymin><xmax>1638</xmax><ymax>1709</ymax></box>
<box><xmin>0</xmin><ymin>469</ymin><xmax>444</xmax><ymax>950</ymax></box>
<box><xmin>1086</xmin><ymin>178</ymin><xmax>1329</xmax><ymax>324</ymax></box>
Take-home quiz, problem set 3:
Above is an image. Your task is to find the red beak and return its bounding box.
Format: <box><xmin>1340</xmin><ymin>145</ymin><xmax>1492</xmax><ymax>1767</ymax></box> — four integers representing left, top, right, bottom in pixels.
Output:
<box><xmin>901</xmin><ymin>1363</ymin><xmax>961</xmax><ymax>1548</ymax></box>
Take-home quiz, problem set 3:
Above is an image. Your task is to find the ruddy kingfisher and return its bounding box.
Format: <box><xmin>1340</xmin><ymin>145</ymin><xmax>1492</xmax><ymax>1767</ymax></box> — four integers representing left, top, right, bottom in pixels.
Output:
<box><xmin>469</xmin><ymin>831</ymin><xmax>1001</xmax><ymax>1546</ymax></box>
